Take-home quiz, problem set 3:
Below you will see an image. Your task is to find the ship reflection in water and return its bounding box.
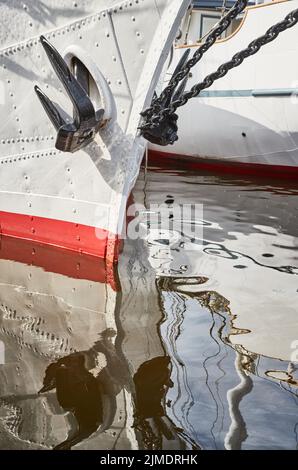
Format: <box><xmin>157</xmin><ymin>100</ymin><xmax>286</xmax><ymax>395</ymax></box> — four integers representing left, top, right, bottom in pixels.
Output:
<box><xmin>0</xmin><ymin>167</ymin><xmax>298</xmax><ymax>450</ymax></box>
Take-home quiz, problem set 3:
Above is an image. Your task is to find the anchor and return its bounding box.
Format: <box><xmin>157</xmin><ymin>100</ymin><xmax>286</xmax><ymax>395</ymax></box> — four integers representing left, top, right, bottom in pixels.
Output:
<box><xmin>140</xmin><ymin>111</ymin><xmax>179</xmax><ymax>146</ymax></box>
<box><xmin>35</xmin><ymin>35</ymin><xmax>105</xmax><ymax>153</ymax></box>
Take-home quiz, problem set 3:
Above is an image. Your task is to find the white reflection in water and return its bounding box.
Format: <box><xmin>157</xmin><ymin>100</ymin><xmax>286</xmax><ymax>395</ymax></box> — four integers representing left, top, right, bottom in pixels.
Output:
<box><xmin>0</xmin><ymin>168</ymin><xmax>298</xmax><ymax>450</ymax></box>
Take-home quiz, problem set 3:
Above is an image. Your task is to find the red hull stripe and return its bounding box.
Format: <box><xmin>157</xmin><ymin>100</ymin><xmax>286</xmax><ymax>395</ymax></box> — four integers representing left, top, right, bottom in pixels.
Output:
<box><xmin>0</xmin><ymin>210</ymin><xmax>120</xmax><ymax>263</ymax></box>
<box><xmin>0</xmin><ymin>235</ymin><xmax>120</xmax><ymax>290</ymax></box>
<box><xmin>148</xmin><ymin>150</ymin><xmax>298</xmax><ymax>180</ymax></box>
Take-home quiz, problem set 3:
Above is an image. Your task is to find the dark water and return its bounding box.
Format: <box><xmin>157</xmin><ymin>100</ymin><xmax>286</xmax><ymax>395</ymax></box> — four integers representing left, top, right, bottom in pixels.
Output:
<box><xmin>0</xmin><ymin>167</ymin><xmax>298</xmax><ymax>450</ymax></box>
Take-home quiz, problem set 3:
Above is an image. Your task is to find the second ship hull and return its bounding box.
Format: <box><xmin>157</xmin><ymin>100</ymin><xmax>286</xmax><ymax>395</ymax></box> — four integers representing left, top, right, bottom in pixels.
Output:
<box><xmin>150</xmin><ymin>0</ymin><xmax>298</xmax><ymax>178</ymax></box>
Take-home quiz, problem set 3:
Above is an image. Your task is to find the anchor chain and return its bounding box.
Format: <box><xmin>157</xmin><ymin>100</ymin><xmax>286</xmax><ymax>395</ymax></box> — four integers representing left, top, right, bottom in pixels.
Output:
<box><xmin>142</xmin><ymin>0</ymin><xmax>248</xmax><ymax>120</ymax></box>
<box><xmin>141</xmin><ymin>5</ymin><xmax>298</xmax><ymax>146</ymax></box>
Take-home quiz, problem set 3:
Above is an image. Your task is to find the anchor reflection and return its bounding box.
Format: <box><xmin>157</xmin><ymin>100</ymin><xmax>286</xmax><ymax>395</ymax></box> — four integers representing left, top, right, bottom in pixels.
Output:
<box><xmin>39</xmin><ymin>352</ymin><xmax>104</xmax><ymax>450</ymax></box>
<box><xmin>38</xmin><ymin>325</ymin><xmax>129</xmax><ymax>450</ymax></box>
<box><xmin>133</xmin><ymin>356</ymin><xmax>198</xmax><ymax>450</ymax></box>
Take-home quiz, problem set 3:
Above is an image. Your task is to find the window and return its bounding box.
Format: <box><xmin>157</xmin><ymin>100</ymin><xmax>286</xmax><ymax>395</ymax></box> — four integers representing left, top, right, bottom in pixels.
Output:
<box><xmin>200</xmin><ymin>14</ymin><xmax>221</xmax><ymax>39</ymax></box>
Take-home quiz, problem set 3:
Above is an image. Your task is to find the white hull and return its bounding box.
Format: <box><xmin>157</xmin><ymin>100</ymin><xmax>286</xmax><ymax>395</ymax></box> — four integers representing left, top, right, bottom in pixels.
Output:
<box><xmin>150</xmin><ymin>0</ymin><xmax>298</xmax><ymax>174</ymax></box>
<box><xmin>0</xmin><ymin>0</ymin><xmax>190</xmax><ymax>260</ymax></box>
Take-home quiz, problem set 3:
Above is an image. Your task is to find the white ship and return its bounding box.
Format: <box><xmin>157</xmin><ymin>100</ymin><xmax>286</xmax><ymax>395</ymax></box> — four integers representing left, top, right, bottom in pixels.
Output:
<box><xmin>149</xmin><ymin>0</ymin><xmax>298</xmax><ymax>178</ymax></box>
<box><xmin>0</xmin><ymin>0</ymin><xmax>190</xmax><ymax>263</ymax></box>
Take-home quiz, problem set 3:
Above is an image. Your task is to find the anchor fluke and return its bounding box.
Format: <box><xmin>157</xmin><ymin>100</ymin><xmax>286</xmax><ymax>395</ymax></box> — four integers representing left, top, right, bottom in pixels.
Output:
<box><xmin>171</xmin><ymin>75</ymin><xmax>188</xmax><ymax>103</ymax></box>
<box><xmin>34</xmin><ymin>85</ymin><xmax>66</xmax><ymax>131</ymax></box>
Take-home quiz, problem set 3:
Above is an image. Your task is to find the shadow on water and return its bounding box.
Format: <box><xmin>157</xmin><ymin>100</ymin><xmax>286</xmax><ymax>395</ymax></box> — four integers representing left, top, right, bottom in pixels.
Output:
<box><xmin>0</xmin><ymin>168</ymin><xmax>298</xmax><ymax>449</ymax></box>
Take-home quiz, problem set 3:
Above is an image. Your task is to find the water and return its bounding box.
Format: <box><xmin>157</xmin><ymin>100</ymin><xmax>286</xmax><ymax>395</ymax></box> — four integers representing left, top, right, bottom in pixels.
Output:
<box><xmin>0</xmin><ymin>167</ymin><xmax>298</xmax><ymax>450</ymax></box>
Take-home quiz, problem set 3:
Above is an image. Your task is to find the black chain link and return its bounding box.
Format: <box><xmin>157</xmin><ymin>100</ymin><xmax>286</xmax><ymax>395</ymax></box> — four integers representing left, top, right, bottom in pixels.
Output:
<box><xmin>141</xmin><ymin>6</ymin><xmax>298</xmax><ymax>135</ymax></box>
<box><xmin>141</xmin><ymin>0</ymin><xmax>248</xmax><ymax>120</ymax></box>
